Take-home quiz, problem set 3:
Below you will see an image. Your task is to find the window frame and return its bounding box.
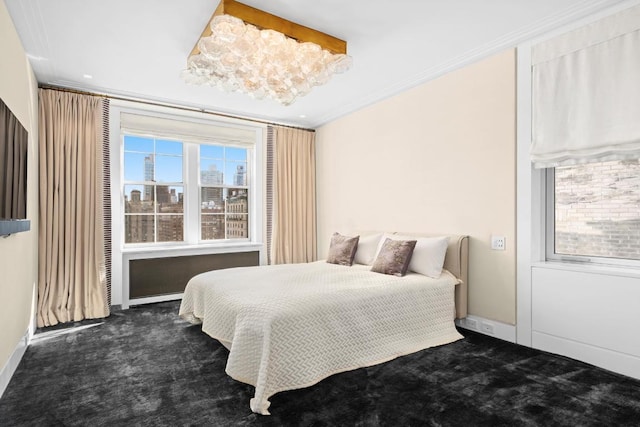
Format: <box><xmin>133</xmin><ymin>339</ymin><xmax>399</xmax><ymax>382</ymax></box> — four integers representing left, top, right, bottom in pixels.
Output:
<box><xmin>115</xmin><ymin>108</ymin><xmax>263</xmax><ymax>250</ymax></box>
<box><xmin>122</xmin><ymin>136</ymin><xmax>186</xmax><ymax>245</ymax></box>
<box><xmin>122</xmin><ymin>135</ymin><xmax>256</xmax><ymax>247</ymax></box>
<box><xmin>545</xmin><ymin>166</ymin><xmax>640</xmax><ymax>268</ymax></box>
<box><xmin>197</xmin><ymin>141</ymin><xmax>252</xmax><ymax>242</ymax></box>
<box><xmin>109</xmin><ymin>102</ymin><xmax>265</xmax><ymax>309</ymax></box>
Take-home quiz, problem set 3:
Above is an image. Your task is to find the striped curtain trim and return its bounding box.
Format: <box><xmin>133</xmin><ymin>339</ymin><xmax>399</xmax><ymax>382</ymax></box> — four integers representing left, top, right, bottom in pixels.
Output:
<box><xmin>266</xmin><ymin>126</ymin><xmax>274</xmax><ymax>265</ymax></box>
<box><xmin>102</xmin><ymin>99</ymin><xmax>112</xmax><ymax>311</ymax></box>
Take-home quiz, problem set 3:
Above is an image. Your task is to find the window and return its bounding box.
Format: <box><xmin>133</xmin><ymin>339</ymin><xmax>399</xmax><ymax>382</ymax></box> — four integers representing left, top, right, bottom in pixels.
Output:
<box><xmin>122</xmin><ymin>130</ymin><xmax>256</xmax><ymax>246</ymax></box>
<box><xmin>124</xmin><ymin>136</ymin><xmax>184</xmax><ymax>243</ymax></box>
<box><xmin>200</xmin><ymin>145</ymin><xmax>249</xmax><ymax>240</ymax></box>
<box><xmin>547</xmin><ymin>159</ymin><xmax>640</xmax><ymax>264</ymax></box>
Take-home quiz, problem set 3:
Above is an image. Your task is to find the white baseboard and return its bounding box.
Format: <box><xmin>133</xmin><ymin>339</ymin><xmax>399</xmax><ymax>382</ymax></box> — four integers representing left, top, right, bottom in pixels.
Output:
<box><xmin>533</xmin><ymin>331</ymin><xmax>640</xmax><ymax>380</ymax></box>
<box><xmin>0</xmin><ymin>329</ymin><xmax>29</xmax><ymax>399</ymax></box>
<box><xmin>127</xmin><ymin>292</ymin><xmax>183</xmax><ymax>308</ymax></box>
<box><xmin>456</xmin><ymin>315</ymin><xmax>517</xmax><ymax>343</ymax></box>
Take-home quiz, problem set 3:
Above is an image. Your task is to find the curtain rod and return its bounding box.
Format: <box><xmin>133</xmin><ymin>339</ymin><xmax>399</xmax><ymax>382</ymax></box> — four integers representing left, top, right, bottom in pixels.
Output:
<box><xmin>38</xmin><ymin>84</ymin><xmax>315</xmax><ymax>132</ymax></box>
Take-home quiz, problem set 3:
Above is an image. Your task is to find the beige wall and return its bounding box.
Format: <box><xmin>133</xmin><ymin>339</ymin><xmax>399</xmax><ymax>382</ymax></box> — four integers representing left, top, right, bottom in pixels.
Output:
<box><xmin>316</xmin><ymin>49</ymin><xmax>516</xmax><ymax>324</ymax></box>
<box><xmin>0</xmin><ymin>2</ymin><xmax>39</xmax><ymax>369</ymax></box>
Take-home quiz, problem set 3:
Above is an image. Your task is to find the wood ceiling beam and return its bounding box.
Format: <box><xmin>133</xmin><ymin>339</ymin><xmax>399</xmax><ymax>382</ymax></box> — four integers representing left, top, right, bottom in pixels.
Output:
<box><xmin>189</xmin><ymin>0</ymin><xmax>347</xmax><ymax>57</ymax></box>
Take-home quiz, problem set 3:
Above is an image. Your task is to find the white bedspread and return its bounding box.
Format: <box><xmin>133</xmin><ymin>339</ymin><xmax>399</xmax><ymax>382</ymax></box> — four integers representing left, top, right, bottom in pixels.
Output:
<box><xmin>179</xmin><ymin>261</ymin><xmax>463</xmax><ymax>415</ymax></box>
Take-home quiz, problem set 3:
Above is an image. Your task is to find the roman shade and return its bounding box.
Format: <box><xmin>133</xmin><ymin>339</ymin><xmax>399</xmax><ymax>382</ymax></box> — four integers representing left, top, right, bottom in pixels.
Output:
<box><xmin>120</xmin><ymin>112</ymin><xmax>256</xmax><ymax>146</ymax></box>
<box><xmin>531</xmin><ymin>5</ymin><xmax>640</xmax><ymax>168</ymax></box>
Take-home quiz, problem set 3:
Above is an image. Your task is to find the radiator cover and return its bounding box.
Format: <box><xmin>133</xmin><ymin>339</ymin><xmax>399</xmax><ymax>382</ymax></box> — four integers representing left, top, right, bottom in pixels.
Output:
<box><xmin>129</xmin><ymin>251</ymin><xmax>260</xmax><ymax>298</ymax></box>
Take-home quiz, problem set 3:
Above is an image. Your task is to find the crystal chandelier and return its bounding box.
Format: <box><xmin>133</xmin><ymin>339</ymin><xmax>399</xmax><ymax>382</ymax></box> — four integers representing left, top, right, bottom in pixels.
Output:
<box><xmin>181</xmin><ymin>0</ymin><xmax>352</xmax><ymax>106</ymax></box>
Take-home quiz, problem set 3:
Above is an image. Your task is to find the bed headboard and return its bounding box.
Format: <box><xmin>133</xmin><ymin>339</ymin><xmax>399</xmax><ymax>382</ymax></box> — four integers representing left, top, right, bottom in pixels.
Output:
<box><xmin>445</xmin><ymin>235</ymin><xmax>468</xmax><ymax>319</ymax></box>
<box><xmin>394</xmin><ymin>232</ymin><xmax>469</xmax><ymax>319</ymax></box>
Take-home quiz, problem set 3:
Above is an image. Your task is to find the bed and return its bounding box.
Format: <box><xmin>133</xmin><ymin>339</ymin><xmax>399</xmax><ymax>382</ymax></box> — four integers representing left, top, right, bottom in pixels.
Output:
<box><xmin>179</xmin><ymin>233</ymin><xmax>469</xmax><ymax>415</ymax></box>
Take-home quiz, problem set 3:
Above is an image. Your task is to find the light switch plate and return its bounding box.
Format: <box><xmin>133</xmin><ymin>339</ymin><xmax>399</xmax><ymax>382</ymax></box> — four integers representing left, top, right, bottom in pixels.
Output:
<box><xmin>491</xmin><ymin>236</ymin><xmax>505</xmax><ymax>250</ymax></box>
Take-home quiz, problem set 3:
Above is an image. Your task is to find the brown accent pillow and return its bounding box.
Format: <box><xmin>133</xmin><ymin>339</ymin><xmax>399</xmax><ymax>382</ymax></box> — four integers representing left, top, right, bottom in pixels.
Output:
<box><xmin>371</xmin><ymin>238</ymin><xmax>417</xmax><ymax>277</ymax></box>
<box><xmin>326</xmin><ymin>233</ymin><xmax>360</xmax><ymax>266</ymax></box>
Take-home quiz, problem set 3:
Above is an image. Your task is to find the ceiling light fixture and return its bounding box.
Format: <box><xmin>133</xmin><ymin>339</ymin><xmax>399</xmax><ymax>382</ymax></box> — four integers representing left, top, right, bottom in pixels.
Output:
<box><xmin>181</xmin><ymin>0</ymin><xmax>352</xmax><ymax>105</ymax></box>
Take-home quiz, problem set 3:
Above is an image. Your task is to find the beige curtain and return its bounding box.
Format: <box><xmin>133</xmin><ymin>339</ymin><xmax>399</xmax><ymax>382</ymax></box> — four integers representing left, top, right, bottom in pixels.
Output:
<box><xmin>38</xmin><ymin>89</ymin><xmax>109</xmax><ymax>327</ymax></box>
<box><xmin>271</xmin><ymin>126</ymin><xmax>317</xmax><ymax>264</ymax></box>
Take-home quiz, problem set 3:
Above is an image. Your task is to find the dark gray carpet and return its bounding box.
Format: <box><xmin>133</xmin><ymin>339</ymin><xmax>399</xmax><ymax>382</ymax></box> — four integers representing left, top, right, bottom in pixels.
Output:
<box><xmin>1</xmin><ymin>301</ymin><xmax>639</xmax><ymax>426</ymax></box>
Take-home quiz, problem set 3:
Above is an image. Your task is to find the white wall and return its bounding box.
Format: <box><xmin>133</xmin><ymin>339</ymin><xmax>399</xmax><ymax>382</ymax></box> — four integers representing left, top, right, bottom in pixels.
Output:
<box><xmin>0</xmin><ymin>0</ymin><xmax>39</xmax><ymax>381</ymax></box>
<box><xmin>517</xmin><ymin>0</ymin><xmax>640</xmax><ymax>380</ymax></box>
<box><xmin>531</xmin><ymin>265</ymin><xmax>640</xmax><ymax>378</ymax></box>
<box><xmin>316</xmin><ymin>50</ymin><xmax>517</xmax><ymax>325</ymax></box>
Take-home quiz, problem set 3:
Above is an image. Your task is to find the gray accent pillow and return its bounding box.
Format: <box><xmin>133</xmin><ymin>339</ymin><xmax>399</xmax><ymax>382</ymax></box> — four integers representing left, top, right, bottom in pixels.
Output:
<box><xmin>371</xmin><ymin>238</ymin><xmax>417</xmax><ymax>277</ymax></box>
<box><xmin>326</xmin><ymin>233</ymin><xmax>360</xmax><ymax>266</ymax></box>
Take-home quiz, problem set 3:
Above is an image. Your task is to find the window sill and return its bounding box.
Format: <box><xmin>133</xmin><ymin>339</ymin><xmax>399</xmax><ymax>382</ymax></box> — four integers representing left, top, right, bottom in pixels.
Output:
<box><xmin>532</xmin><ymin>260</ymin><xmax>640</xmax><ymax>279</ymax></box>
<box><xmin>121</xmin><ymin>241</ymin><xmax>263</xmax><ymax>258</ymax></box>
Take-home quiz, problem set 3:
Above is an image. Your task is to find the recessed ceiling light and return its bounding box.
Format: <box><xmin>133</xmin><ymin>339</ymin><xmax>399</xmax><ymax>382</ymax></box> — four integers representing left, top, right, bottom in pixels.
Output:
<box><xmin>299</xmin><ymin>114</ymin><xmax>306</xmax><ymax>118</ymax></box>
<box><xmin>83</xmin><ymin>74</ymin><xmax>93</xmax><ymax>79</ymax></box>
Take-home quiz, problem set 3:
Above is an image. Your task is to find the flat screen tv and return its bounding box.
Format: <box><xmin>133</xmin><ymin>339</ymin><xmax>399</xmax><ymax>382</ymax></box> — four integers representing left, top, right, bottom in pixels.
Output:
<box><xmin>0</xmin><ymin>97</ymin><xmax>30</xmax><ymax>236</ymax></box>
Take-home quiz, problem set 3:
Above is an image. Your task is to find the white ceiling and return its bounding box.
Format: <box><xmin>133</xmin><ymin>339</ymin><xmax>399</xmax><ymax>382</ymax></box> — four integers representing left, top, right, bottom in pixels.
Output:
<box><xmin>5</xmin><ymin>0</ymin><xmax>624</xmax><ymax>128</ymax></box>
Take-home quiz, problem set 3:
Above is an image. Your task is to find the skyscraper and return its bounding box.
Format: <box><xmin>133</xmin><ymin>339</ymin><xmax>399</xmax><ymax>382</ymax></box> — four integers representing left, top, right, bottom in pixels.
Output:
<box><xmin>201</xmin><ymin>164</ymin><xmax>223</xmax><ymax>185</ymax></box>
<box><xmin>144</xmin><ymin>154</ymin><xmax>154</xmax><ymax>201</ymax></box>
<box><xmin>234</xmin><ymin>164</ymin><xmax>246</xmax><ymax>186</ymax></box>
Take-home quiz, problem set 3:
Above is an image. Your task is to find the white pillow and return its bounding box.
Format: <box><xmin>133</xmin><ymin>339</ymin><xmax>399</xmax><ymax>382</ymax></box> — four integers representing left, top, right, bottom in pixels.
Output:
<box><xmin>353</xmin><ymin>233</ymin><xmax>383</xmax><ymax>265</ymax></box>
<box><xmin>375</xmin><ymin>234</ymin><xmax>449</xmax><ymax>278</ymax></box>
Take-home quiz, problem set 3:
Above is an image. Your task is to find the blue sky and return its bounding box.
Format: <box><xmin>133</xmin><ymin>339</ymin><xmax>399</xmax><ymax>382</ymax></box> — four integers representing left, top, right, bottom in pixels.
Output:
<box><xmin>123</xmin><ymin>135</ymin><xmax>247</xmax><ymax>186</ymax></box>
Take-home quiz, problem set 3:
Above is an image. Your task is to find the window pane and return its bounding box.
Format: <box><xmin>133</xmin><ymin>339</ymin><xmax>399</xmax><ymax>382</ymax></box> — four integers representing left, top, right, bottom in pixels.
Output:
<box><xmin>201</xmin><ymin>144</ymin><xmax>224</xmax><ymax>159</ymax></box>
<box><xmin>555</xmin><ymin>159</ymin><xmax>640</xmax><ymax>260</ymax></box>
<box><xmin>125</xmin><ymin>215</ymin><xmax>154</xmax><ymax>243</ymax></box>
<box><xmin>157</xmin><ymin>185</ymin><xmax>183</xmax><ymax>213</ymax></box>
<box><xmin>124</xmin><ymin>136</ymin><xmax>153</xmax><ymax>153</ymax></box>
<box><xmin>123</xmin><ymin>137</ymin><xmax>253</xmax><ymax>246</ymax></box>
<box><xmin>156</xmin><ymin>139</ymin><xmax>182</xmax><ymax>155</ymax></box>
<box><xmin>155</xmin><ymin>155</ymin><xmax>183</xmax><ymax>183</ymax></box>
<box><xmin>226</xmin><ymin>147</ymin><xmax>247</xmax><ymax>162</ymax></box>
<box><xmin>124</xmin><ymin>185</ymin><xmax>154</xmax><ymax>213</ymax></box>
<box><xmin>226</xmin><ymin>162</ymin><xmax>247</xmax><ymax>186</ymax></box>
<box><xmin>227</xmin><ymin>214</ymin><xmax>248</xmax><ymax>239</ymax></box>
<box><xmin>225</xmin><ymin>188</ymin><xmax>248</xmax><ymax>214</ymax></box>
<box><xmin>201</xmin><ymin>214</ymin><xmax>225</xmax><ymax>240</ymax></box>
<box><xmin>201</xmin><ymin>159</ymin><xmax>224</xmax><ymax>185</ymax></box>
<box><xmin>124</xmin><ymin>152</ymin><xmax>153</xmax><ymax>182</ymax></box>
<box><xmin>201</xmin><ymin>187</ymin><xmax>224</xmax><ymax>213</ymax></box>
<box><xmin>157</xmin><ymin>215</ymin><xmax>184</xmax><ymax>242</ymax></box>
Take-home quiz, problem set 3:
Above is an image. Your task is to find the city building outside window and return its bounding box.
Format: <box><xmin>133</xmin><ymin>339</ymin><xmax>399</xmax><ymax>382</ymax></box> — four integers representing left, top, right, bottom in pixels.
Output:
<box><xmin>200</xmin><ymin>144</ymin><xmax>249</xmax><ymax>241</ymax></box>
<box><xmin>548</xmin><ymin>159</ymin><xmax>640</xmax><ymax>265</ymax></box>
<box><xmin>123</xmin><ymin>135</ymin><xmax>251</xmax><ymax>245</ymax></box>
<box><xmin>124</xmin><ymin>136</ymin><xmax>184</xmax><ymax>243</ymax></box>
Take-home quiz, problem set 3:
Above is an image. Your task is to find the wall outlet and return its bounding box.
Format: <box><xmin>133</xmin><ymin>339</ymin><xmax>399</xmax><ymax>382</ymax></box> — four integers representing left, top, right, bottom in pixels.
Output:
<box><xmin>491</xmin><ymin>235</ymin><xmax>506</xmax><ymax>251</ymax></box>
<box><xmin>465</xmin><ymin>319</ymin><xmax>478</xmax><ymax>330</ymax></box>
<box><xmin>481</xmin><ymin>322</ymin><xmax>495</xmax><ymax>334</ymax></box>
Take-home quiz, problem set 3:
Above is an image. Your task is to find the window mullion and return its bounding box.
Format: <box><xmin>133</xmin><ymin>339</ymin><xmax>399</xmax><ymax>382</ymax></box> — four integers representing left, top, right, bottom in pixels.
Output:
<box><xmin>154</xmin><ymin>185</ymin><xmax>158</xmax><ymax>243</ymax></box>
<box><xmin>545</xmin><ymin>168</ymin><xmax>555</xmax><ymax>261</ymax></box>
<box><xmin>185</xmin><ymin>143</ymin><xmax>200</xmax><ymax>244</ymax></box>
